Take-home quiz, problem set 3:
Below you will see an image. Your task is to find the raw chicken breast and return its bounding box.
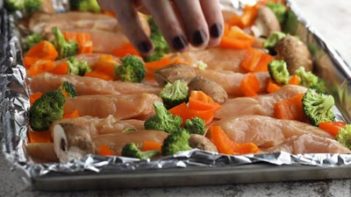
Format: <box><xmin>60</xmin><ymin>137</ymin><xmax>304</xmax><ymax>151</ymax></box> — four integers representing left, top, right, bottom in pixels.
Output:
<box><xmin>199</xmin><ymin>70</ymin><xmax>269</xmax><ymax>97</ymax></box>
<box><xmin>268</xmin><ymin>134</ymin><xmax>350</xmax><ymax>154</ymax></box>
<box><xmin>176</xmin><ymin>48</ymin><xmax>247</xmax><ymax>72</ymax></box>
<box><xmin>29</xmin><ymin>73</ymin><xmax>160</xmax><ymax>95</ymax></box>
<box><xmin>216</xmin><ymin>115</ymin><xmax>332</xmax><ymax>149</ymax></box>
<box><xmin>216</xmin><ymin>85</ymin><xmax>307</xmax><ymax>119</ymax></box>
<box><xmin>64</xmin><ymin>93</ymin><xmax>161</xmax><ymax>120</ymax></box>
<box><xmin>51</xmin><ymin>116</ymin><xmax>167</xmax><ymax>162</ymax></box>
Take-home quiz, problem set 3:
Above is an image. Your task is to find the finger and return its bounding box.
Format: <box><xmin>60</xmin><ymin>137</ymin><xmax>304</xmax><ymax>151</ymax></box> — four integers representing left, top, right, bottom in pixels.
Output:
<box><xmin>173</xmin><ymin>0</ymin><xmax>209</xmax><ymax>47</ymax></box>
<box><xmin>142</xmin><ymin>0</ymin><xmax>188</xmax><ymax>51</ymax></box>
<box><xmin>98</xmin><ymin>0</ymin><xmax>153</xmax><ymax>55</ymax></box>
<box><xmin>200</xmin><ymin>0</ymin><xmax>224</xmax><ymax>47</ymax></box>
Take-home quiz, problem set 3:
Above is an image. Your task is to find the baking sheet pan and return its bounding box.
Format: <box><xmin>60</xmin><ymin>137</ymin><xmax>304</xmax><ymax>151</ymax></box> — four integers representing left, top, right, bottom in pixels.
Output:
<box><xmin>2</xmin><ymin>0</ymin><xmax>351</xmax><ymax>191</ymax></box>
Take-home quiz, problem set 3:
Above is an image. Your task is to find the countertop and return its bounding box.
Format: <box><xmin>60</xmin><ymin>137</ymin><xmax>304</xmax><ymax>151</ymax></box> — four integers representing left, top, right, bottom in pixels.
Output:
<box><xmin>1</xmin><ymin>0</ymin><xmax>351</xmax><ymax>196</ymax></box>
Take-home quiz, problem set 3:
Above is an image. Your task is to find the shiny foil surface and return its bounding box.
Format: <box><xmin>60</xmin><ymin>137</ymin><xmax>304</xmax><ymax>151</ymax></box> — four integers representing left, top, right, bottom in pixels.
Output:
<box><xmin>1</xmin><ymin>0</ymin><xmax>351</xmax><ymax>188</ymax></box>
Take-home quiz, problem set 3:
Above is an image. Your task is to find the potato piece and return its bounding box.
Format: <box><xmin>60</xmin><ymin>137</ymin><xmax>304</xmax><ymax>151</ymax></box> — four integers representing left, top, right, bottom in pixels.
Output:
<box><xmin>154</xmin><ymin>64</ymin><xmax>197</xmax><ymax>86</ymax></box>
<box><xmin>189</xmin><ymin>134</ymin><xmax>218</xmax><ymax>152</ymax></box>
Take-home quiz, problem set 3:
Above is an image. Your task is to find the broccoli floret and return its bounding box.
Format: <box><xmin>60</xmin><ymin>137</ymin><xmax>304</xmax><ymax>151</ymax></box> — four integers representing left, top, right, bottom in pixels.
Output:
<box><xmin>24</xmin><ymin>0</ymin><xmax>42</xmax><ymax>13</ymax></box>
<box><xmin>121</xmin><ymin>143</ymin><xmax>158</xmax><ymax>159</ymax></box>
<box><xmin>23</xmin><ymin>33</ymin><xmax>43</xmax><ymax>51</ymax></box>
<box><xmin>336</xmin><ymin>125</ymin><xmax>351</xmax><ymax>149</ymax></box>
<box><xmin>184</xmin><ymin>117</ymin><xmax>206</xmax><ymax>135</ymax></box>
<box><xmin>59</xmin><ymin>81</ymin><xmax>77</xmax><ymax>98</ymax></box>
<box><xmin>52</xmin><ymin>27</ymin><xmax>78</xmax><ymax>59</ymax></box>
<box><xmin>268</xmin><ymin>60</ymin><xmax>290</xmax><ymax>85</ymax></box>
<box><xmin>295</xmin><ymin>67</ymin><xmax>327</xmax><ymax>93</ymax></box>
<box><xmin>302</xmin><ymin>89</ymin><xmax>335</xmax><ymax>126</ymax></box>
<box><xmin>264</xmin><ymin>32</ymin><xmax>286</xmax><ymax>51</ymax></box>
<box><xmin>160</xmin><ymin>80</ymin><xmax>189</xmax><ymax>109</ymax></box>
<box><xmin>144</xmin><ymin>102</ymin><xmax>182</xmax><ymax>134</ymax></box>
<box><xmin>266</xmin><ymin>2</ymin><xmax>287</xmax><ymax>24</ymax></box>
<box><xmin>29</xmin><ymin>91</ymin><xmax>65</xmax><ymax>131</ymax></box>
<box><xmin>5</xmin><ymin>0</ymin><xmax>25</xmax><ymax>12</ymax></box>
<box><xmin>162</xmin><ymin>129</ymin><xmax>191</xmax><ymax>155</ymax></box>
<box><xmin>145</xmin><ymin>18</ymin><xmax>169</xmax><ymax>62</ymax></box>
<box><xmin>67</xmin><ymin>57</ymin><xmax>91</xmax><ymax>76</ymax></box>
<box><xmin>116</xmin><ymin>55</ymin><xmax>145</xmax><ymax>83</ymax></box>
<box><xmin>70</xmin><ymin>0</ymin><xmax>101</xmax><ymax>13</ymax></box>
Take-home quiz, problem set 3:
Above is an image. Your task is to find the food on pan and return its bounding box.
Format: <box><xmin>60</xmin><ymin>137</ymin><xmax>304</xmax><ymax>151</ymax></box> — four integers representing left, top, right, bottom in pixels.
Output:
<box><xmin>6</xmin><ymin>0</ymin><xmax>350</xmax><ymax>163</ymax></box>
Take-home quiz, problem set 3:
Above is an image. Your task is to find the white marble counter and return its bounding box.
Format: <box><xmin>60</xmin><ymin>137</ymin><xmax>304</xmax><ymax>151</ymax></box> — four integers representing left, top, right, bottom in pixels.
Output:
<box><xmin>1</xmin><ymin>0</ymin><xmax>351</xmax><ymax>196</ymax></box>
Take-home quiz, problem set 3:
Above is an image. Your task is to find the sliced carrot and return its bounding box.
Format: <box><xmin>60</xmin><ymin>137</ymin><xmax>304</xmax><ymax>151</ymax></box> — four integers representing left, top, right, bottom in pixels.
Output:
<box><xmin>208</xmin><ymin>125</ymin><xmax>236</xmax><ymax>154</ymax></box>
<box><xmin>28</xmin><ymin>130</ymin><xmax>52</xmax><ymax>143</ymax></box>
<box><xmin>319</xmin><ymin>121</ymin><xmax>346</xmax><ymax>137</ymax></box>
<box><xmin>51</xmin><ymin>61</ymin><xmax>69</xmax><ymax>75</ymax></box>
<box><xmin>145</xmin><ymin>57</ymin><xmax>172</xmax><ymax>80</ymax></box>
<box><xmin>85</xmin><ymin>71</ymin><xmax>114</xmax><ymax>81</ymax></box>
<box><xmin>240</xmin><ymin>48</ymin><xmax>263</xmax><ymax>72</ymax></box>
<box><xmin>24</xmin><ymin>41</ymin><xmax>58</xmax><ymax>68</ymax></box>
<box><xmin>208</xmin><ymin>125</ymin><xmax>260</xmax><ymax>155</ymax></box>
<box><xmin>27</xmin><ymin>60</ymin><xmax>56</xmax><ymax>77</ymax></box>
<box><xmin>241</xmin><ymin>5</ymin><xmax>259</xmax><ymax>27</ymax></box>
<box><xmin>30</xmin><ymin>92</ymin><xmax>43</xmax><ymax>105</ymax></box>
<box><xmin>289</xmin><ymin>75</ymin><xmax>301</xmax><ymax>85</ymax></box>
<box><xmin>240</xmin><ymin>73</ymin><xmax>260</xmax><ymax>97</ymax></box>
<box><xmin>254</xmin><ymin>53</ymin><xmax>273</xmax><ymax>72</ymax></box>
<box><xmin>113</xmin><ymin>43</ymin><xmax>140</xmax><ymax>57</ymax></box>
<box><xmin>93</xmin><ymin>55</ymin><xmax>117</xmax><ymax>79</ymax></box>
<box><xmin>227</xmin><ymin>15</ymin><xmax>244</xmax><ymax>28</ymax></box>
<box><xmin>188</xmin><ymin>108</ymin><xmax>215</xmax><ymax>125</ymax></box>
<box><xmin>220</xmin><ymin>36</ymin><xmax>253</xmax><ymax>49</ymax></box>
<box><xmin>142</xmin><ymin>141</ymin><xmax>162</xmax><ymax>152</ymax></box>
<box><xmin>274</xmin><ymin>93</ymin><xmax>305</xmax><ymax>121</ymax></box>
<box><xmin>98</xmin><ymin>144</ymin><xmax>113</xmax><ymax>156</ymax></box>
<box><xmin>63</xmin><ymin>110</ymin><xmax>80</xmax><ymax>119</ymax></box>
<box><xmin>188</xmin><ymin>91</ymin><xmax>221</xmax><ymax>111</ymax></box>
<box><xmin>266</xmin><ymin>79</ymin><xmax>281</xmax><ymax>93</ymax></box>
<box><xmin>169</xmin><ymin>103</ymin><xmax>190</xmax><ymax>122</ymax></box>
<box><xmin>64</xmin><ymin>32</ymin><xmax>93</xmax><ymax>54</ymax></box>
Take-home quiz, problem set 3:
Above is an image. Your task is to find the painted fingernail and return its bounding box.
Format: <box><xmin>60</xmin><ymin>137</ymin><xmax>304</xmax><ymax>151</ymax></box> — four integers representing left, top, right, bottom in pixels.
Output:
<box><xmin>192</xmin><ymin>30</ymin><xmax>206</xmax><ymax>46</ymax></box>
<box><xmin>137</xmin><ymin>41</ymin><xmax>152</xmax><ymax>53</ymax></box>
<box><xmin>210</xmin><ymin>23</ymin><xmax>222</xmax><ymax>38</ymax></box>
<box><xmin>172</xmin><ymin>35</ymin><xmax>187</xmax><ymax>50</ymax></box>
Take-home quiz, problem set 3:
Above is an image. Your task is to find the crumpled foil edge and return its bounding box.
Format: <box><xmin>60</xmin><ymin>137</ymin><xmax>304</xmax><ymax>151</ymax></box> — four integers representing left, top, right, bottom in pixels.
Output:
<box><xmin>1</xmin><ymin>0</ymin><xmax>351</xmax><ymax>185</ymax></box>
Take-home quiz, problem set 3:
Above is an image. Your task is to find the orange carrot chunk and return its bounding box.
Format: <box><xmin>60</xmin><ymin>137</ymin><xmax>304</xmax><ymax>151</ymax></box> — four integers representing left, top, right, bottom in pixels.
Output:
<box><xmin>319</xmin><ymin>121</ymin><xmax>346</xmax><ymax>137</ymax></box>
<box><xmin>240</xmin><ymin>73</ymin><xmax>260</xmax><ymax>97</ymax></box>
<box><xmin>51</xmin><ymin>62</ymin><xmax>69</xmax><ymax>75</ymax></box>
<box><xmin>64</xmin><ymin>32</ymin><xmax>93</xmax><ymax>54</ymax></box>
<box><xmin>28</xmin><ymin>130</ymin><xmax>52</xmax><ymax>143</ymax></box>
<box><xmin>63</xmin><ymin>110</ymin><xmax>80</xmax><ymax>119</ymax></box>
<box><xmin>142</xmin><ymin>141</ymin><xmax>162</xmax><ymax>152</ymax></box>
<box><xmin>274</xmin><ymin>93</ymin><xmax>306</xmax><ymax>121</ymax></box>
<box><xmin>113</xmin><ymin>43</ymin><xmax>140</xmax><ymax>57</ymax></box>
<box><xmin>85</xmin><ymin>71</ymin><xmax>114</xmax><ymax>81</ymax></box>
<box><xmin>30</xmin><ymin>92</ymin><xmax>43</xmax><ymax>105</ymax></box>
<box><xmin>266</xmin><ymin>79</ymin><xmax>281</xmax><ymax>93</ymax></box>
<box><xmin>145</xmin><ymin>57</ymin><xmax>172</xmax><ymax>80</ymax></box>
<box><xmin>24</xmin><ymin>41</ymin><xmax>58</xmax><ymax>68</ymax></box>
<box><xmin>98</xmin><ymin>145</ymin><xmax>114</xmax><ymax>156</ymax></box>
<box><xmin>289</xmin><ymin>75</ymin><xmax>301</xmax><ymax>85</ymax></box>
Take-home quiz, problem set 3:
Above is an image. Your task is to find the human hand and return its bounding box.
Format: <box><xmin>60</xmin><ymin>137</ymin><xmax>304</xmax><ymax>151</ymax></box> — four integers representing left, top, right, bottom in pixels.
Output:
<box><xmin>98</xmin><ymin>0</ymin><xmax>224</xmax><ymax>56</ymax></box>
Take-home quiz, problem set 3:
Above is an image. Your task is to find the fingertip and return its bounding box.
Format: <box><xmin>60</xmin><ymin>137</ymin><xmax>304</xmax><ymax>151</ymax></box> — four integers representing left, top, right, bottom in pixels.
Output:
<box><xmin>136</xmin><ymin>40</ymin><xmax>154</xmax><ymax>55</ymax></box>
<box><xmin>171</xmin><ymin>35</ymin><xmax>188</xmax><ymax>51</ymax></box>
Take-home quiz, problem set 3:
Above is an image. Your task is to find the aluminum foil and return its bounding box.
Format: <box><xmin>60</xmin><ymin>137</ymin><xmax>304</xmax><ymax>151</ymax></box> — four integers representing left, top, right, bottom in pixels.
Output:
<box><xmin>2</xmin><ymin>0</ymin><xmax>351</xmax><ymax>188</ymax></box>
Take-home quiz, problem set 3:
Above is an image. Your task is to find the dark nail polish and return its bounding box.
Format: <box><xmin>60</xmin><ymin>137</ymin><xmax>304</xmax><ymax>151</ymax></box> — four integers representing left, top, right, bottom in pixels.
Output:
<box><xmin>210</xmin><ymin>23</ymin><xmax>222</xmax><ymax>38</ymax></box>
<box><xmin>192</xmin><ymin>30</ymin><xmax>206</xmax><ymax>46</ymax></box>
<box><xmin>137</xmin><ymin>41</ymin><xmax>152</xmax><ymax>53</ymax></box>
<box><xmin>172</xmin><ymin>36</ymin><xmax>187</xmax><ymax>50</ymax></box>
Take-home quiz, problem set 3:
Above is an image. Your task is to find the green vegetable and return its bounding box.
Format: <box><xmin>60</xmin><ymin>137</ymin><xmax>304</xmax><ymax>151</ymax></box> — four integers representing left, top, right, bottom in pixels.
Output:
<box><xmin>30</xmin><ymin>91</ymin><xmax>65</xmax><ymax>131</ymax></box>
<box><xmin>268</xmin><ymin>60</ymin><xmax>290</xmax><ymax>85</ymax></box>
<box><xmin>52</xmin><ymin>27</ymin><xmax>78</xmax><ymax>58</ymax></box>
<box><xmin>23</xmin><ymin>33</ymin><xmax>43</xmax><ymax>51</ymax></box>
<box><xmin>264</xmin><ymin>32</ymin><xmax>286</xmax><ymax>51</ymax></box>
<box><xmin>295</xmin><ymin>67</ymin><xmax>327</xmax><ymax>93</ymax></box>
<box><xmin>302</xmin><ymin>89</ymin><xmax>335</xmax><ymax>126</ymax></box>
<box><xmin>59</xmin><ymin>81</ymin><xmax>77</xmax><ymax>98</ymax></box>
<box><xmin>144</xmin><ymin>102</ymin><xmax>182</xmax><ymax>134</ymax></box>
<box><xmin>145</xmin><ymin>18</ymin><xmax>169</xmax><ymax>62</ymax></box>
<box><xmin>160</xmin><ymin>80</ymin><xmax>189</xmax><ymax>109</ymax></box>
<box><xmin>184</xmin><ymin>117</ymin><xmax>206</xmax><ymax>135</ymax></box>
<box><xmin>266</xmin><ymin>3</ymin><xmax>287</xmax><ymax>24</ymax></box>
<box><xmin>162</xmin><ymin>129</ymin><xmax>191</xmax><ymax>155</ymax></box>
<box><xmin>5</xmin><ymin>0</ymin><xmax>42</xmax><ymax>12</ymax></box>
<box><xmin>116</xmin><ymin>55</ymin><xmax>145</xmax><ymax>83</ymax></box>
<box><xmin>121</xmin><ymin>143</ymin><xmax>158</xmax><ymax>160</ymax></box>
<box><xmin>336</xmin><ymin>125</ymin><xmax>351</xmax><ymax>149</ymax></box>
<box><xmin>67</xmin><ymin>57</ymin><xmax>91</xmax><ymax>76</ymax></box>
<box><xmin>24</xmin><ymin>0</ymin><xmax>42</xmax><ymax>13</ymax></box>
<box><xmin>70</xmin><ymin>0</ymin><xmax>101</xmax><ymax>13</ymax></box>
